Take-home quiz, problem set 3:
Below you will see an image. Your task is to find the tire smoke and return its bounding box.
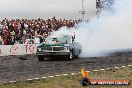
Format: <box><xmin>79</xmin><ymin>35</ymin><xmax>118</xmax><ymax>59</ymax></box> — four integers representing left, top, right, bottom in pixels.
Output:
<box><xmin>52</xmin><ymin>0</ymin><xmax>132</xmax><ymax>57</ymax></box>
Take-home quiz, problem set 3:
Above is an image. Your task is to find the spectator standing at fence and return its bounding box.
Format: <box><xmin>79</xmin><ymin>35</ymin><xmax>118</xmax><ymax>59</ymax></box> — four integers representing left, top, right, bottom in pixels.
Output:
<box><xmin>3</xmin><ymin>37</ymin><xmax>8</xmax><ymax>45</ymax></box>
<box><xmin>0</xmin><ymin>36</ymin><xmax>3</xmax><ymax>45</ymax></box>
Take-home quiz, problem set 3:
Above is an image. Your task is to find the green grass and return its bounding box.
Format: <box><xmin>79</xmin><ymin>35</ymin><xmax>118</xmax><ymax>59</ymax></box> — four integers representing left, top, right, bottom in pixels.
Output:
<box><xmin>0</xmin><ymin>66</ymin><xmax>132</xmax><ymax>88</ymax></box>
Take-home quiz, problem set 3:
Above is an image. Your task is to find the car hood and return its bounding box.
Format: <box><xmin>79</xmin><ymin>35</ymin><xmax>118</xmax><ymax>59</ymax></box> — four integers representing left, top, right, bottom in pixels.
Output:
<box><xmin>37</xmin><ymin>43</ymin><xmax>69</xmax><ymax>48</ymax></box>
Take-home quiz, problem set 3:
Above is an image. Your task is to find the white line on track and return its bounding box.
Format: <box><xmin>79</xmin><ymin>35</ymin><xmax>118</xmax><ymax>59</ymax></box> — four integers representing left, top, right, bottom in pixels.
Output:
<box><xmin>34</xmin><ymin>78</ymin><xmax>40</xmax><ymax>80</ymax></box>
<box><xmin>27</xmin><ymin>79</ymin><xmax>33</xmax><ymax>81</ymax></box>
<box><xmin>9</xmin><ymin>81</ymin><xmax>16</xmax><ymax>83</ymax></box>
<box><xmin>5</xmin><ymin>65</ymin><xmax>132</xmax><ymax>84</ymax></box>
<box><xmin>71</xmin><ymin>73</ymin><xmax>76</xmax><ymax>75</ymax></box>
<box><xmin>106</xmin><ymin>68</ymin><xmax>110</xmax><ymax>70</ymax></box>
<box><xmin>3</xmin><ymin>82</ymin><xmax>7</xmax><ymax>84</ymax></box>
<box><xmin>48</xmin><ymin>76</ymin><xmax>54</xmax><ymax>78</ymax></box>
<box><xmin>41</xmin><ymin>77</ymin><xmax>47</xmax><ymax>79</ymax></box>
<box><xmin>128</xmin><ymin>65</ymin><xmax>132</xmax><ymax>67</ymax></box>
<box><xmin>62</xmin><ymin>74</ymin><xmax>68</xmax><ymax>76</ymax></box>
<box><xmin>122</xmin><ymin>66</ymin><xmax>126</xmax><ymax>68</ymax></box>
<box><xmin>115</xmin><ymin>67</ymin><xmax>119</xmax><ymax>69</ymax></box>
<box><xmin>55</xmin><ymin>75</ymin><xmax>61</xmax><ymax>77</ymax></box>
<box><xmin>93</xmin><ymin>70</ymin><xmax>98</xmax><ymax>72</ymax></box>
<box><xmin>100</xmin><ymin>69</ymin><xmax>105</xmax><ymax>71</ymax></box>
<box><xmin>78</xmin><ymin>72</ymin><xmax>81</xmax><ymax>74</ymax></box>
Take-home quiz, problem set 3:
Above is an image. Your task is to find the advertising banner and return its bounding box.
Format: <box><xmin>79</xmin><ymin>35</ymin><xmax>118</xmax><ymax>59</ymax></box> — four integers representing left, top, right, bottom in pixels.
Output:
<box><xmin>0</xmin><ymin>44</ymin><xmax>37</xmax><ymax>56</ymax></box>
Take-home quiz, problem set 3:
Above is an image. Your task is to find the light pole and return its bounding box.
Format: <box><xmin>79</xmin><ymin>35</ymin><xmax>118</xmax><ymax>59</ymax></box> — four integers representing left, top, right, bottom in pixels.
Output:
<box><xmin>97</xmin><ymin>0</ymin><xmax>114</xmax><ymax>16</ymax></box>
<box><xmin>79</xmin><ymin>0</ymin><xmax>86</xmax><ymax>20</ymax></box>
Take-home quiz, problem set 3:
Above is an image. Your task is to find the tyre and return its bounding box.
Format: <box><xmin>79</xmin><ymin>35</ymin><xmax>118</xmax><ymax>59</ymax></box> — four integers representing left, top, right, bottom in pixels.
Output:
<box><xmin>75</xmin><ymin>49</ymin><xmax>82</xmax><ymax>59</ymax></box>
<box><xmin>66</xmin><ymin>52</ymin><xmax>74</xmax><ymax>61</ymax></box>
<box><xmin>75</xmin><ymin>54</ymin><xmax>79</xmax><ymax>58</ymax></box>
<box><xmin>38</xmin><ymin>55</ymin><xmax>44</xmax><ymax>61</ymax></box>
<box><xmin>79</xmin><ymin>49</ymin><xmax>82</xmax><ymax>54</ymax></box>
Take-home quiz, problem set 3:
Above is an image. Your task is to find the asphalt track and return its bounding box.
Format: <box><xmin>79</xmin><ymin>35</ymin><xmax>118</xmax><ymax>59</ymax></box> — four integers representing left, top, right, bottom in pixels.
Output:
<box><xmin>0</xmin><ymin>52</ymin><xmax>132</xmax><ymax>83</ymax></box>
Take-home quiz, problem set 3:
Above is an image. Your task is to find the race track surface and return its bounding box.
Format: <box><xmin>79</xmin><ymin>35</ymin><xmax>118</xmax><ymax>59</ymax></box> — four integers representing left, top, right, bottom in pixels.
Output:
<box><xmin>0</xmin><ymin>52</ymin><xmax>132</xmax><ymax>82</ymax></box>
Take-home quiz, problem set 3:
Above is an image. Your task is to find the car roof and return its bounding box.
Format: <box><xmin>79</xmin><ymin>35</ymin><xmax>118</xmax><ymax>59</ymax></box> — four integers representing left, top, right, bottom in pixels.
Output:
<box><xmin>47</xmin><ymin>35</ymin><xmax>72</xmax><ymax>38</ymax></box>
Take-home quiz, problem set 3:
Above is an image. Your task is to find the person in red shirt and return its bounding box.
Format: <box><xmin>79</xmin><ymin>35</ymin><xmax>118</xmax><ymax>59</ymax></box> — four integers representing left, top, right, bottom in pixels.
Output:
<box><xmin>3</xmin><ymin>38</ymin><xmax>8</xmax><ymax>45</ymax></box>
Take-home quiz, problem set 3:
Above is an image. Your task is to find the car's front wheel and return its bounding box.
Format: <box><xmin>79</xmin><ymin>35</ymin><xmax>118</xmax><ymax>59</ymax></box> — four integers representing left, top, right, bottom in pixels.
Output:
<box><xmin>38</xmin><ymin>55</ymin><xmax>44</xmax><ymax>61</ymax></box>
<box><xmin>66</xmin><ymin>52</ymin><xmax>74</xmax><ymax>61</ymax></box>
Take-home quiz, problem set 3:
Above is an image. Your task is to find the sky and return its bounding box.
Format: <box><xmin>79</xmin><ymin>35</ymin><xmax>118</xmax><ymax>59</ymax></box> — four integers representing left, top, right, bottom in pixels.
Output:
<box><xmin>0</xmin><ymin>0</ymin><xmax>96</xmax><ymax>19</ymax></box>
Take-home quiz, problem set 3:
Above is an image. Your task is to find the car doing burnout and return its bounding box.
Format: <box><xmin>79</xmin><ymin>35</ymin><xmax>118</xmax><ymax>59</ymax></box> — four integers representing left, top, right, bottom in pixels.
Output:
<box><xmin>36</xmin><ymin>35</ymin><xmax>82</xmax><ymax>61</ymax></box>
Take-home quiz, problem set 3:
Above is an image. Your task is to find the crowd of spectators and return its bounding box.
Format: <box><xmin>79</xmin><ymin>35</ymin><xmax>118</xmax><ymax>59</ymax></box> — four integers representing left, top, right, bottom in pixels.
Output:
<box><xmin>0</xmin><ymin>17</ymin><xmax>82</xmax><ymax>45</ymax></box>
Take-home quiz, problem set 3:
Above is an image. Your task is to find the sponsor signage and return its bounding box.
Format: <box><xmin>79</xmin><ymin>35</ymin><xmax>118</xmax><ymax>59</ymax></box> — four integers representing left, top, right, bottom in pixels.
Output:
<box><xmin>0</xmin><ymin>44</ymin><xmax>37</xmax><ymax>56</ymax></box>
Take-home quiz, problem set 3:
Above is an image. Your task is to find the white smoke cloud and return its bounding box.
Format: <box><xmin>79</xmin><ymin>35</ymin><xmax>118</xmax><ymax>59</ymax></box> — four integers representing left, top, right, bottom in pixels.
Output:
<box><xmin>52</xmin><ymin>0</ymin><xmax>132</xmax><ymax>57</ymax></box>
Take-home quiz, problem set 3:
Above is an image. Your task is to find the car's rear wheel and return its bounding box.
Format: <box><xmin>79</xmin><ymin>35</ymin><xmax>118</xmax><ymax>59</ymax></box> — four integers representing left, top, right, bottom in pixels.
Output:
<box><xmin>38</xmin><ymin>55</ymin><xmax>44</xmax><ymax>61</ymax></box>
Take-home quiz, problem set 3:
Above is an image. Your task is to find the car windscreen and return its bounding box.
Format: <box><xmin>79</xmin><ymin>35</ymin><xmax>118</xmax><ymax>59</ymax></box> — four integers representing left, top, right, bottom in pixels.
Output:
<box><xmin>45</xmin><ymin>36</ymin><xmax>72</xmax><ymax>44</ymax></box>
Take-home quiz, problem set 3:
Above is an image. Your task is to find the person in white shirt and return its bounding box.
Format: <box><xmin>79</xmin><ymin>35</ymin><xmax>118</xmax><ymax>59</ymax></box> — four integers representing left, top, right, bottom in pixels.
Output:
<box><xmin>34</xmin><ymin>36</ymin><xmax>40</xmax><ymax>44</ymax></box>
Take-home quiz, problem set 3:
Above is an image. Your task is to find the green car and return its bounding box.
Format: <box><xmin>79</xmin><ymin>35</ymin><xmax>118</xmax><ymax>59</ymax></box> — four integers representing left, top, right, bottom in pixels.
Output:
<box><xmin>36</xmin><ymin>35</ymin><xmax>82</xmax><ymax>61</ymax></box>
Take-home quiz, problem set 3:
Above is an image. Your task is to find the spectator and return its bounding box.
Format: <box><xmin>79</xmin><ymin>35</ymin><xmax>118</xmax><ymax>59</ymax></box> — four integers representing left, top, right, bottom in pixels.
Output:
<box><xmin>0</xmin><ymin>17</ymin><xmax>82</xmax><ymax>45</ymax></box>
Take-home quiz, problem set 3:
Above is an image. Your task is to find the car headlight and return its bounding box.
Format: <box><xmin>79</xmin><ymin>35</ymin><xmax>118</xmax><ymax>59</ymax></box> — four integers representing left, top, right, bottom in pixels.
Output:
<box><xmin>64</xmin><ymin>47</ymin><xmax>68</xmax><ymax>50</ymax></box>
<box><xmin>37</xmin><ymin>48</ymin><xmax>41</xmax><ymax>51</ymax></box>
